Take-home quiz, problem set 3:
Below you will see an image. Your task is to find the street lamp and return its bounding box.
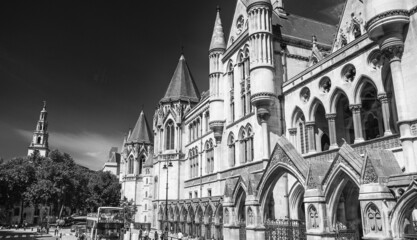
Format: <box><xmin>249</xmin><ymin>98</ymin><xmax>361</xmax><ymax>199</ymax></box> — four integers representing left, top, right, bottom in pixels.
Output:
<box><xmin>162</xmin><ymin>160</ymin><xmax>173</xmax><ymax>240</ymax></box>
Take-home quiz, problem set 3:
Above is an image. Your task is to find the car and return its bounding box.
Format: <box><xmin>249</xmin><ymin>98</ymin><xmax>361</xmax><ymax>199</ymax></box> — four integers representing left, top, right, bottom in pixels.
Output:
<box><xmin>71</xmin><ymin>222</ymin><xmax>86</xmax><ymax>232</ymax></box>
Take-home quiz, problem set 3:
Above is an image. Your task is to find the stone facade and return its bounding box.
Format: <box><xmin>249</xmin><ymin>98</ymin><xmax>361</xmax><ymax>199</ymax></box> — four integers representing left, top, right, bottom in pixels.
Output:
<box><xmin>116</xmin><ymin>0</ymin><xmax>417</xmax><ymax>239</ymax></box>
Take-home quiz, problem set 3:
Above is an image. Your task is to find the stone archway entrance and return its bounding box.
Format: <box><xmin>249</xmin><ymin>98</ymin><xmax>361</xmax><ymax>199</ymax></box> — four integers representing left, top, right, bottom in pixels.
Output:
<box><xmin>263</xmin><ymin>173</ymin><xmax>306</xmax><ymax>240</ymax></box>
<box><xmin>330</xmin><ymin>175</ymin><xmax>362</xmax><ymax>240</ymax></box>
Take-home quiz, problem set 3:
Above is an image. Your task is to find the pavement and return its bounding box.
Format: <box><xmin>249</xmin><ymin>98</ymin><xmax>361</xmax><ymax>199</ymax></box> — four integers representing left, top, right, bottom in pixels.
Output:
<box><xmin>0</xmin><ymin>227</ymin><xmax>76</xmax><ymax>240</ymax></box>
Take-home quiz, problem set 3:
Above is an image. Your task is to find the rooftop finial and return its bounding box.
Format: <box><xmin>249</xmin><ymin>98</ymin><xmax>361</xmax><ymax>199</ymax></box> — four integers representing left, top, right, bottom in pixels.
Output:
<box><xmin>216</xmin><ymin>5</ymin><xmax>221</xmax><ymax>12</ymax></box>
<box><xmin>43</xmin><ymin>100</ymin><xmax>46</xmax><ymax>109</ymax></box>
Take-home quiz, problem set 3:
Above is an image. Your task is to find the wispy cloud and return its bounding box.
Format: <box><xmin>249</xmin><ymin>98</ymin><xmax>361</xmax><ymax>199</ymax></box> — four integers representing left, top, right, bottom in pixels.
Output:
<box><xmin>15</xmin><ymin>129</ymin><xmax>121</xmax><ymax>170</ymax></box>
<box><xmin>319</xmin><ymin>0</ymin><xmax>345</xmax><ymax>24</ymax></box>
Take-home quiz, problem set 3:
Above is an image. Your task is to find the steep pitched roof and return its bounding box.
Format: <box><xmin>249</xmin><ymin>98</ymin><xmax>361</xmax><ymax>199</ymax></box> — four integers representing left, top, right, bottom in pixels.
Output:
<box><xmin>128</xmin><ymin>110</ymin><xmax>153</xmax><ymax>144</ymax></box>
<box><xmin>272</xmin><ymin>13</ymin><xmax>336</xmax><ymax>47</ymax></box>
<box><xmin>209</xmin><ymin>7</ymin><xmax>226</xmax><ymax>51</ymax></box>
<box><xmin>160</xmin><ymin>55</ymin><xmax>200</xmax><ymax>103</ymax></box>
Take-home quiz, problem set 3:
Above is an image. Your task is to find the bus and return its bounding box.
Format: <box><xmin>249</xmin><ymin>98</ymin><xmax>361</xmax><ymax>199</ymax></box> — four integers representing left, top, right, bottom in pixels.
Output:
<box><xmin>86</xmin><ymin>207</ymin><xmax>124</xmax><ymax>240</ymax></box>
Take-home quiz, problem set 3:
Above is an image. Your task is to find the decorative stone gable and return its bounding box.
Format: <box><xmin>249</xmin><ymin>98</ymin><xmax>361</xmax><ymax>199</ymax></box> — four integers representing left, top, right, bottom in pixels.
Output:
<box><xmin>321</xmin><ymin>144</ymin><xmax>363</xmax><ymax>187</ymax></box>
<box><xmin>362</xmin><ymin>157</ymin><xmax>378</xmax><ymax>184</ymax></box>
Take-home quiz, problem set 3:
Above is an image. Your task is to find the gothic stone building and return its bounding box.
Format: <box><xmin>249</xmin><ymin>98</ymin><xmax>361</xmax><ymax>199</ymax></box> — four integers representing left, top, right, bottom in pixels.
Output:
<box><xmin>116</xmin><ymin>0</ymin><xmax>417</xmax><ymax>239</ymax></box>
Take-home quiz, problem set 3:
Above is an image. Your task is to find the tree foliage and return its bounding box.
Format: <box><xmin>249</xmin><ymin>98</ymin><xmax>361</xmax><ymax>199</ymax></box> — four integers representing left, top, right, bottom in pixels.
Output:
<box><xmin>0</xmin><ymin>150</ymin><xmax>121</xmax><ymax>219</ymax></box>
<box><xmin>120</xmin><ymin>197</ymin><xmax>137</xmax><ymax>229</ymax></box>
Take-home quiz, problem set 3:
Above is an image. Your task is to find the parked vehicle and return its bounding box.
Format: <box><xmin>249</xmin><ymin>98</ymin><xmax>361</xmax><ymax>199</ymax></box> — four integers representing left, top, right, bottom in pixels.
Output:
<box><xmin>71</xmin><ymin>222</ymin><xmax>87</xmax><ymax>232</ymax></box>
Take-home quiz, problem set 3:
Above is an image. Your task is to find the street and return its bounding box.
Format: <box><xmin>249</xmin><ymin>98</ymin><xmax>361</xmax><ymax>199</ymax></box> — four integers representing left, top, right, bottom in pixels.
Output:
<box><xmin>0</xmin><ymin>228</ymin><xmax>76</xmax><ymax>240</ymax></box>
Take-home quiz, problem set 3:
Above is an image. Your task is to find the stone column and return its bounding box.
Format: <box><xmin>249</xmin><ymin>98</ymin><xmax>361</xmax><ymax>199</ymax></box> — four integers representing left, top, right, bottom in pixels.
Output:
<box><xmin>377</xmin><ymin>93</ymin><xmax>393</xmax><ymax>136</ymax></box>
<box><xmin>383</xmin><ymin>46</ymin><xmax>417</xmax><ymax>172</ymax></box>
<box><xmin>325</xmin><ymin>113</ymin><xmax>338</xmax><ymax>149</ymax></box>
<box><xmin>350</xmin><ymin>104</ymin><xmax>364</xmax><ymax>143</ymax></box>
<box><xmin>259</xmin><ymin>113</ymin><xmax>271</xmax><ymax>160</ymax></box>
<box><xmin>305</xmin><ymin>122</ymin><xmax>316</xmax><ymax>153</ymax></box>
<box><xmin>288</xmin><ymin>128</ymin><xmax>297</xmax><ymax>148</ymax></box>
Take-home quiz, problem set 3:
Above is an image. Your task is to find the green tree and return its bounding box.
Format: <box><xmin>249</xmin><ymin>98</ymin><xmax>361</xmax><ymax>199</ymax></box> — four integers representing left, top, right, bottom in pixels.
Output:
<box><xmin>120</xmin><ymin>197</ymin><xmax>137</xmax><ymax>229</ymax></box>
<box><xmin>86</xmin><ymin>171</ymin><xmax>121</xmax><ymax>212</ymax></box>
<box><xmin>0</xmin><ymin>157</ymin><xmax>36</xmax><ymax>223</ymax></box>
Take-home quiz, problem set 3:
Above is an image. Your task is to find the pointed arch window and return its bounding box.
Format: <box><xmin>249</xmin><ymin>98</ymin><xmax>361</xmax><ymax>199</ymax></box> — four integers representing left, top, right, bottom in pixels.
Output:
<box><xmin>239</xmin><ymin>129</ymin><xmax>247</xmax><ymax>163</ymax></box>
<box><xmin>139</xmin><ymin>155</ymin><xmax>146</xmax><ymax>174</ymax></box>
<box><xmin>228</xmin><ymin>61</ymin><xmax>235</xmax><ymax>122</ymax></box>
<box><xmin>247</xmin><ymin>126</ymin><xmax>254</xmax><ymax>162</ymax></box>
<box><xmin>228</xmin><ymin>133</ymin><xmax>236</xmax><ymax>167</ymax></box>
<box><xmin>37</xmin><ymin>136</ymin><xmax>42</xmax><ymax>144</ymax></box>
<box><xmin>165</xmin><ymin>120</ymin><xmax>175</xmax><ymax>150</ymax></box>
<box><xmin>128</xmin><ymin>155</ymin><xmax>134</xmax><ymax>174</ymax></box>
<box><xmin>206</xmin><ymin>140</ymin><xmax>214</xmax><ymax>174</ymax></box>
<box><xmin>298</xmin><ymin>119</ymin><xmax>309</xmax><ymax>154</ymax></box>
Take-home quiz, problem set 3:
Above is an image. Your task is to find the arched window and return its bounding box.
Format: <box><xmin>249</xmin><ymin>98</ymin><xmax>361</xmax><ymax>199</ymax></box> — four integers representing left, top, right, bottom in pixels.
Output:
<box><xmin>145</xmin><ymin>204</ymin><xmax>148</xmax><ymax>210</ymax></box>
<box><xmin>205</xmin><ymin>112</ymin><xmax>210</xmax><ymax>133</ymax></box>
<box><xmin>206</xmin><ymin>140</ymin><xmax>214</xmax><ymax>174</ymax></box>
<box><xmin>139</xmin><ymin>155</ymin><xmax>146</xmax><ymax>174</ymax></box>
<box><xmin>296</xmin><ymin>115</ymin><xmax>309</xmax><ymax>154</ymax></box>
<box><xmin>37</xmin><ymin>136</ymin><xmax>41</xmax><ymax>144</ymax></box>
<box><xmin>145</xmin><ymin>191</ymin><xmax>148</xmax><ymax>197</ymax></box>
<box><xmin>228</xmin><ymin>133</ymin><xmax>235</xmax><ymax>167</ymax></box>
<box><xmin>165</xmin><ymin>120</ymin><xmax>175</xmax><ymax>150</ymax></box>
<box><xmin>239</xmin><ymin>52</ymin><xmax>247</xmax><ymax>116</ymax></box>
<box><xmin>128</xmin><ymin>156</ymin><xmax>134</xmax><ymax>174</ymax></box>
<box><xmin>144</xmin><ymin>215</ymin><xmax>147</xmax><ymax>222</ymax></box>
<box><xmin>247</xmin><ymin>127</ymin><xmax>254</xmax><ymax>162</ymax></box>
<box><xmin>189</xmin><ymin>148</ymin><xmax>199</xmax><ymax>178</ymax></box>
<box><xmin>239</xmin><ymin>129</ymin><xmax>247</xmax><ymax>163</ymax></box>
<box><xmin>228</xmin><ymin>61</ymin><xmax>235</xmax><ymax>122</ymax></box>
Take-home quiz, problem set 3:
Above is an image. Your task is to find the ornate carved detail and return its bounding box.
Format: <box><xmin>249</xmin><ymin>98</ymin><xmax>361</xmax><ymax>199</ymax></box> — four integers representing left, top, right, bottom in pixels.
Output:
<box><xmin>325</xmin><ymin>113</ymin><xmax>337</xmax><ymax>120</ymax></box>
<box><xmin>300</xmin><ymin>87</ymin><xmax>311</xmax><ymax>103</ymax></box>
<box><xmin>307</xmin><ymin>168</ymin><xmax>318</xmax><ymax>189</ymax></box>
<box><xmin>308</xmin><ymin>205</ymin><xmax>319</xmax><ymax>229</ymax></box>
<box><xmin>288</xmin><ymin>128</ymin><xmax>297</xmax><ymax>136</ymax></box>
<box><xmin>270</xmin><ymin>145</ymin><xmax>306</xmax><ymax>179</ymax></box>
<box><xmin>349</xmin><ymin>104</ymin><xmax>362</xmax><ymax>113</ymax></box>
<box><xmin>286</xmin><ymin>53</ymin><xmax>309</xmax><ymax>62</ymax></box>
<box><xmin>377</xmin><ymin>93</ymin><xmax>391</xmax><ymax>103</ymax></box>
<box><xmin>362</xmin><ymin>158</ymin><xmax>378</xmax><ymax>184</ymax></box>
<box><xmin>382</xmin><ymin>45</ymin><xmax>404</xmax><ymax>62</ymax></box>
<box><xmin>365</xmin><ymin>203</ymin><xmax>383</xmax><ymax>233</ymax></box>
<box><xmin>365</xmin><ymin>9</ymin><xmax>410</xmax><ymax>30</ymax></box>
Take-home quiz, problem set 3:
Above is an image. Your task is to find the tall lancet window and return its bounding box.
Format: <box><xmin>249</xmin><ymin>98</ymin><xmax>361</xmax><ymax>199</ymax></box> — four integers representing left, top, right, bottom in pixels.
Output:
<box><xmin>139</xmin><ymin>155</ymin><xmax>146</xmax><ymax>174</ymax></box>
<box><xmin>128</xmin><ymin>155</ymin><xmax>134</xmax><ymax>174</ymax></box>
<box><xmin>228</xmin><ymin>133</ymin><xmax>235</xmax><ymax>167</ymax></box>
<box><xmin>244</xmin><ymin>48</ymin><xmax>252</xmax><ymax>113</ymax></box>
<box><xmin>228</xmin><ymin>61</ymin><xmax>235</xmax><ymax>122</ymax></box>
<box><xmin>165</xmin><ymin>120</ymin><xmax>175</xmax><ymax>150</ymax></box>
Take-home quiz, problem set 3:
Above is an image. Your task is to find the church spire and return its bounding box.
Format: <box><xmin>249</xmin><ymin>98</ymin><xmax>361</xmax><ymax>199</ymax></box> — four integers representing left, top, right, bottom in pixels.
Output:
<box><xmin>28</xmin><ymin>101</ymin><xmax>49</xmax><ymax>157</ymax></box>
<box><xmin>160</xmin><ymin>54</ymin><xmax>200</xmax><ymax>103</ymax></box>
<box><xmin>209</xmin><ymin>6</ymin><xmax>226</xmax><ymax>51</ymax></box>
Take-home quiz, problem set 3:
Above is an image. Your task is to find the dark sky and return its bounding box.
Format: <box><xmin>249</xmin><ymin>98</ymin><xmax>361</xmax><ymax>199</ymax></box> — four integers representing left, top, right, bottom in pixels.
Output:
<box><xmin>0</xmin><ymin>0</ymin><xmax>344</xmax><ymax>170</ymax></box>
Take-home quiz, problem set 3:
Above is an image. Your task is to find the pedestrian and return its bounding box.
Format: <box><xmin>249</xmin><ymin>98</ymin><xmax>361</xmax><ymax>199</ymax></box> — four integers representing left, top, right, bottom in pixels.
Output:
<box><xmin>60</xmin><ymin>232</ymin><xmax>62</xmax><ymax>239</ymax></box>
<box><xmin>143</xmin><ymin>229</ymin><xmax>148</xmax><ymax>240</ymax></box>
<box><xmin>139</xmin><ymin>228</ymin><xmax>143</xmax><ymax>240</ymax></box>
<box><xmin>154</xmin><ymin>231</ymin><xmax>159</xmax><ymax>240</ymax></box>
<box><xmin>178</xmin><ymin>230</ymin><xmax>183</xmax><ymax>240</ymax></box>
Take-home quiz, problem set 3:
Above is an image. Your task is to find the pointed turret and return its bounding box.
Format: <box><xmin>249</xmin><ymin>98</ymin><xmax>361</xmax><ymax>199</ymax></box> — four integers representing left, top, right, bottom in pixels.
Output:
<box><xmin>28</xmin><ymin>101</ymin><xmax>49</xmax><ymax>157</ymax></box>
<box><xmin>208</xmin><ymin>6</ymin><xmax>226</xmax><ymax>143</ymax></box>
<box><xmin>209</xmin><ymin>6</ymin><xmax>226</xmax><ymax>52</ymax></box>
<box><xmin>128</xmin><ymin>110</ymin><xmax>153</xmax><ymax>144</ymax></box>
<box><xmin>160</xmin><ymin>54</ymin><xmax>200</xmax><ymax>103</ymax></box>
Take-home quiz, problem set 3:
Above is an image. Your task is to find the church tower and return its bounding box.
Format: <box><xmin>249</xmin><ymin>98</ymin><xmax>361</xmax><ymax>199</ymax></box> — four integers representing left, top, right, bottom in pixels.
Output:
<box><xmin>28</xmin><ymin>101</ymin><xmax>49</xmax><ymax>157</ymax></box>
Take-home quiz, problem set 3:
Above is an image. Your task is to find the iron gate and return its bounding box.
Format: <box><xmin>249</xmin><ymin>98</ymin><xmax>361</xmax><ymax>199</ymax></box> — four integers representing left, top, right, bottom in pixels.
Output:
<box><xmin>239</xmin><ymin>221</ymin><xmax>246</xmax><ymax>240</ymax></box>
<box><xmin>335</xmin><ymin>229</ymin><xmax>359</xmax><ymax>240</ymax></box>
<box><xmin>265</xmin><ymin>219</ymin><xmax>306</xmax><ymax>240</ymax></box>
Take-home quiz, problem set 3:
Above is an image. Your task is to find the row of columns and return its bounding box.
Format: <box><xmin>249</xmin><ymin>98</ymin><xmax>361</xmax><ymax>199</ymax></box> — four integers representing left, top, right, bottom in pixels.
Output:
<box><xmin>289</xmin><ymin>95</ymin><xmax>393</xmax><ymax>153</ymax></box>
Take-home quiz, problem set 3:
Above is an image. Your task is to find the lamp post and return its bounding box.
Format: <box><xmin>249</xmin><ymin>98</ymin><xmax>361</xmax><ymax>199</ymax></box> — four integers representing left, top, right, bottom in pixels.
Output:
<box><xmin>163</xmin><ymin>159</ymin><xmax>173</xmax><ymax>240</ymax></box>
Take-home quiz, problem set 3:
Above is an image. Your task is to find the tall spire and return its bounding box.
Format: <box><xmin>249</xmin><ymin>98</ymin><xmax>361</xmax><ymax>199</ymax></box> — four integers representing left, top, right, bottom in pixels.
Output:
<box><xmin>209</xmin><ymin>6</ymin><xmax>226</xmax><ymax>51</ymax></box>
<box><xmin>128</xmin><ymin>110</ymin><xmax>153</xmax><ymax>144</ymax></box>
<box><xmin>28</xmin><ymin>101</ymin><xmax>49</xmax><ymax>157</ymax></box>
<box><xmin>160</xmin><ymin>54</ymin><xmax>200</xmax><ymax>103</ymax></box>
